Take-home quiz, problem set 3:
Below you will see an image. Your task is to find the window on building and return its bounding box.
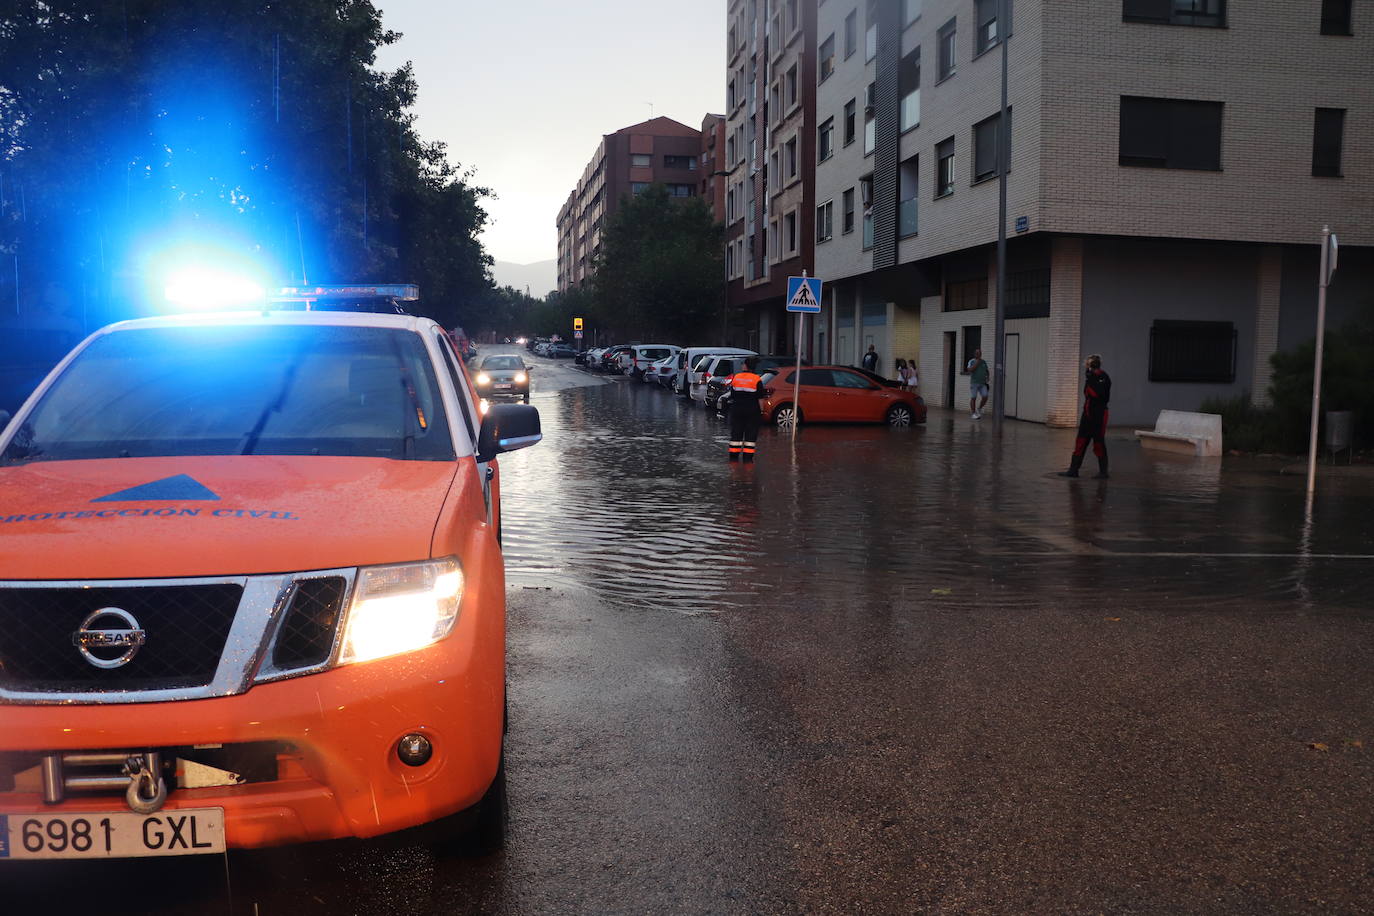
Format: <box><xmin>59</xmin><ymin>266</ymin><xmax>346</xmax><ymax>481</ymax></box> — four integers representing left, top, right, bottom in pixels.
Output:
<box><xmin>937</xmin><ymin>18</ymin><xmax>957</xmax><ymax>79</ymax></box>
<box><xmin>898</xmin><ymin>154</ymin><xmax>919</xmax><ymax>237</ymax></box>
<box><xmin>860</xmin><ymin>175</ymin><xmax>874</xmax><ymax>249</ymax></box>
<box><xmin>864</xmin><ymin>83</ymin><xmax>876</xmax><ymax>155</ymax></box>
<box><xmin>770</xmin><ymin>83</ymin><xmax>781</xmax><ymax>123</ymax></box>
<box><xmin>769</xmin><ymin>219</ymin><xmax>779</xmax><ymax>261</ymax></box>
<box><xmin>727</xmin><ymin>185</ymin><xmax>737</xmax><ymax>222</ymax></box>
<box><xmin>747</xmin><ymin>233</ymin><xmax>756</xmax><ymax>279</ymax></box>
<box><xmin>899</xmin><ymin>47</ymin><xmax>921</xmax><ymax>131</ymax></box>
<box><xmin>666</xmin><ymin>183</ymin><xmax>696</xmax><ymax>197</ymax></box>
<box><xmin>769</xmin><ymin>150</ymin><xmax>780</xmax><ymax>191</ymax></box>
<box><xmin>845</xmin><ymin>9</ymin><xmax>858</xmax><ymax>57</ymax></box>
<box><xmin>728</xmin><ymin>79</ymin><xmax>737</xmax><ymax>110</ymax></box>
<box><xmin>962</xmin><ymin>326</ymin><xmax>983</xmax><ymax>365</ymax></box>
<box><xmin>1320</xmin><ymin>0</ymin><xmax>1353</xmax><ymax>35</ymax></box>
<box><xmin>842</xmin><ymin>187</ymin><xmax>856</xmax><ymax>233</ymax></box>
<box><xmin>1006</xmin><ymin>269</ymin><xmax>1051</xmax><ymax>319</ymax></box>
<box><xmin>946</xmin><ymin>279</ymin><xmax>988</xmax><ymax>312</ymax></box>
<box><xmin>1119</xmin><ymin>96</ymin><xmax>1223</xmax><ymax>171</ymax></box>
<box><xmin>785</xmin><ymin>211</ymin><xmax>798</xmax><ymax>254</ymax></box>
<box><xmin>787</xmin><ymin>0</ymin><xmax>799</xmax><ymax>33</ymax></box>
<box><xmin>1148</xmin><ymin>320</ymin><xmax>1237</xmax><ymax>382</ymax></box>
<box><xmin>631</xmin><ymin>153</ymin><xmax>652</xmax><ymax>168</ymax></box>
<box><xmin>664</xmin><ymin>155</ymin><xmax>698</xmax><ymax>170</ymax></box>
<box><xmin>819</xmin><ymin>117</ymin><xmax>835</xmax><ymax>162</ymax></box>
<box><xmin>820</xmin><ymin>34</ymin><xmax>836</xmax><ymax>82</ymax></box>
<box><xmin>1313</xmin><ymin>108</ymin><xmax>1346</xmax><ymax>177</ymax></box>
<box><xmin>844</xmin><ymin>99</ymin><xmax>857</xmax><ymax>144</ymax></box>
<box><xmin>935</xmin><ymin>137</ymin><xmax>955</xmax><ymax>197</ymax></box>
<box><xmin>726</xmin><ymin>242</ymin><xmax>735</xmax><ymax>278</ymax></box>
<box><xmin>785</xmin><ymin>136</ymin><xmax>799</xmax><ymax>179</ymax></box>
<box><xmin>726</xmin><ymin>134</ymin><xmax>737</xmax><ymax>164</ymax></box>
<box><xmin>1124</xmin><ymin>0</ymin><xmax>1225</xmax><ymax>28</ymax></box>
<box><xmin>786</xmin><ymin>64</ymin><xmax>799</xmax><ymax>108</ymax></box>
<box><xmin>972</xmin><ymin>110</ymin><xmax>1011</xmax><ymax>182</ymax></box>
<box><xmin>817</xmin><ymin>200</ymin><xmax>834</xmax><ymax>242</ymax></box>
<box><xmin>904</xmin><ymin>0</ymin><xmax>922</xmax><ymax>26</ymax></box>
<box><xmin>976</xmin><ymin>0</ymin><xmax>1001</xmax><ymax>52</ymax></box>
<box><xmin>866</xmin><ymin>20</ymin><xmax>879</xmax><ymax>60</ymax></box>
<box><xmin>631</xmin><ymin>182</ymin><xmax>651</xmax><ymax>195</ymax></box>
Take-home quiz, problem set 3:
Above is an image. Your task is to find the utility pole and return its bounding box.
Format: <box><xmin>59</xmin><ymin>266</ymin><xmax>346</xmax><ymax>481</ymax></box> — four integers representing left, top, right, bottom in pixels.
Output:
<box><xmin>992</xmin><ymin>0</ymin><xmax>1011</xmax><ymax>435</ymax></box>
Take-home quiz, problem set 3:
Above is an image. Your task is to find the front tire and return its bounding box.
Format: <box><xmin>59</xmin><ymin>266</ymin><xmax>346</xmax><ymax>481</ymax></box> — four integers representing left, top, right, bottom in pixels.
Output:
<box><xmin>886</xmin><ymin>404</ymin><xmax>914</xmax><ymax>427</ymax></box>
<box><xmin>773</xmin><ymin>404</ymin><xmax>801</xmax><ymax>428</ymax></box>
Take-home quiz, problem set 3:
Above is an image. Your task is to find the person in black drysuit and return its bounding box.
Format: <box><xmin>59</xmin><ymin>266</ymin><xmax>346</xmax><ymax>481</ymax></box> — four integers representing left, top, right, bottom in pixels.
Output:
<box><xmin>1059</xmin><ymin>354</ymin><xmax>1112</xmax><ymax>479</ymax></box>
<box><xmin>727</xmin><ymin>357</ymin><xmax>766</xmax><ymax>462</ymax></box>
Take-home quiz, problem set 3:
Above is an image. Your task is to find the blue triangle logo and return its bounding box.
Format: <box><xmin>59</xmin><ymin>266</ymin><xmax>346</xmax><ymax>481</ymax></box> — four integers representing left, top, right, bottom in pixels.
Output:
<box><xmin>92</xmin><ymin>474</ymin><xmax>221</xmax><ymax>503</ymax></box>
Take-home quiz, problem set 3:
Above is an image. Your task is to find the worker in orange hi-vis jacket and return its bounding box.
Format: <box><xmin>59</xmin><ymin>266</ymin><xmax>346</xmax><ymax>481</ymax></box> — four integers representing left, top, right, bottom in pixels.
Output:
<box><xmin>726</xmin><ymin>357</ymin><xmax>766</xmax><ymax>462</ymax></box>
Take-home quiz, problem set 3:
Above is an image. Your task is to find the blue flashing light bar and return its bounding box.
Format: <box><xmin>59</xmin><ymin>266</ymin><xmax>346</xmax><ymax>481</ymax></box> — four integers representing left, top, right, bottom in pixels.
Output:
<box><xmin>274</xmin><ymin>284</ymin><xmax>419</xmax><ymax>301</ymax></box>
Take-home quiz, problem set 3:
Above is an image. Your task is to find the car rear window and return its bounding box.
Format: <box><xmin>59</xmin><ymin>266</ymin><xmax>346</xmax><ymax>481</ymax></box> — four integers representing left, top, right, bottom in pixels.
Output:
<box><xmin>640</xmin><ymin>348</ymin><xmax>672</xmax><ymax>361</ymax></box>
<box><xmin>2</xmin><ymin>324</ymin><xmax>455</xmax><ymax>464</ymax></box>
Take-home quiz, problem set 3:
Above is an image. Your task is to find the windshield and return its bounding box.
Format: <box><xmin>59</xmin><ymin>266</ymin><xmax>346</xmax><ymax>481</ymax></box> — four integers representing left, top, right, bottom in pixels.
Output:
<box><xmin>1</xmin><ymin>325</ymin><xmax>455</xmax><ymax>464</ymax></box>
<box><xmin>481</xmin><ymin>356</ymin><xmax>525</xmax><ymax>370</ymax></box>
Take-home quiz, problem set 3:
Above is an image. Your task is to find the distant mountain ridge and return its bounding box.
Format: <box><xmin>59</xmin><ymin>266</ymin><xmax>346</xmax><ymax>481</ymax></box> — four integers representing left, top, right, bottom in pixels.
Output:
<box><xmin>491</xmin><ymin>259</ymin><xmax>557</xmax><ymax>298</ymax></box>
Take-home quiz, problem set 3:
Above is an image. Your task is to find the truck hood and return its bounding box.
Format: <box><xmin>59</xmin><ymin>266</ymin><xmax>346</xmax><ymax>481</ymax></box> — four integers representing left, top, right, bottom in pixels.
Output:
<box><xmin>0</xmin><ymin>456</ymin><xmax>460</xmax><ymax>579</ymax></box>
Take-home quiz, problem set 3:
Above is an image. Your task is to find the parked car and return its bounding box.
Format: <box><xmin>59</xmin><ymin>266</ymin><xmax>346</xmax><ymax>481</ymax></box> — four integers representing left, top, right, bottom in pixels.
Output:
<box><xmin>673</xmin><ymin>347</ymin><xmax>756</xmax><ymax>398</ymax></box>
<box><xmin>547</xmin><ymin>344</ymin><xmax>576</xmax><ymax>359</ymax></box>
<box><xmin>760</xmin><ymin>365</ymin><xmax>927</xmax><ymax>427</ymax></box>
<box><xmin>617</xmin><ymin>344</ymin><xmax>679</xmax><ymax>379</ymax></box>
<box><xmin>598</xmin><ymin>345</ymin><xmax>633</xmax><ymax>373</ymax></box>
<box><xmin>474</xmin><ymin>353</ymin><xmax>531</xmax><ymax>403</ymax></box>
<box><xmin>710</xmin><ymin>354</ymin><xmax>811</xmax><ymax>412</ymax></box>
<box><xmin>645</xmin><ymin>355</ymin><xmax>678</xmax><ymax>386</ymax></box>
<box><xmin>690</xmin><ymin>350</ymin><xmax>759</xmax><ymax>404</ymax></box>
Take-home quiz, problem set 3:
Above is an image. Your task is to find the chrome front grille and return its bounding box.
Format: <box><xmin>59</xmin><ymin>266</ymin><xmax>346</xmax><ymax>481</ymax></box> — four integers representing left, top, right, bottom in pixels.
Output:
<box><xmin>0</xmin><ymin>569</ymin><xmax>356</xmax><ymax>705</ymax></box>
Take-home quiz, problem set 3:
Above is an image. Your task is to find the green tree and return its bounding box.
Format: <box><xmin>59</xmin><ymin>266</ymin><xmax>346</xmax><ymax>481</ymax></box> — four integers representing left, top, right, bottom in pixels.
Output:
<box><xmin>1268</xmin><ymin>301</ymin><xmax>1374</xmax><ymax>450</ymax></box>
<box><xmin>0</xmin><ymin>0</ymin><xmax>492</xmax><ymax>328</ymax></box>
<box><xmin>593</xmin><ymin>184</ymin><xmax>724</xmax><ymax>341</ymax></box>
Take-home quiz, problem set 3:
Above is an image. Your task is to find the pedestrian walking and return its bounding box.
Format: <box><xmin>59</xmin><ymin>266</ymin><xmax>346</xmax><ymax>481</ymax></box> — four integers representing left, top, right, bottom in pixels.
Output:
<box><xmin>904</xmin><ymin>358</ymin><xmax>919</xmax><ymax>393</ymax></box>
<box><xmin>966</xmin><ymin>348</ymin><xmax>990</xmax><ymax>418</ymax></box>
<box><xmin>862</xmin><ymin>344</ymin><xmax>878</xmax><ymax>373</ymax></box>
<box><xmin>727</xmin><ymin>357</ymin><xmax>766</xmax><ymax>462</ymax></box>
<box><xmin>1058</xmin><ymin>354</ymin><xmax>1112</xmax><ymax>479</ymax></box>
<box><xmin>894</xmin><ymin>358</ymin><xmax>908</xmax><ymax>388</ymax></box>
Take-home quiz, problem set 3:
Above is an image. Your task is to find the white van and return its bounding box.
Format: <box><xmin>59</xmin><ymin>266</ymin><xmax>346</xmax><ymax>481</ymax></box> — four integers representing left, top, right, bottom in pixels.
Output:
<box><xmin>672</xmin><ymin>346</ymin><xmax>756</xmax><ymax>399</ymax></box>
<box><xmin>617</xmin><ymin>344</ymin><xmax>679</xmax><ymax>379</ymax></box>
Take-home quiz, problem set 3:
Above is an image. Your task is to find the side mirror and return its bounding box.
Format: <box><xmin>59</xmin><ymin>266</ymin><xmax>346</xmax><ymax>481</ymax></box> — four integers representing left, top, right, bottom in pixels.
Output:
<box><xmin>476</xmin><ymin>403</ymin><xmax>542</xmax><ymax>463</ymax></box>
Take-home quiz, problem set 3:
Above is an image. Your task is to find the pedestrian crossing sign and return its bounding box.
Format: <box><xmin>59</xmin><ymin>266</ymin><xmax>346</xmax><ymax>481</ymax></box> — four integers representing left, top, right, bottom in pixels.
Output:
<box><xmin>786</xmin><ymin>276</ymin><xmax>822</xmax><ymax>313</ymax></box>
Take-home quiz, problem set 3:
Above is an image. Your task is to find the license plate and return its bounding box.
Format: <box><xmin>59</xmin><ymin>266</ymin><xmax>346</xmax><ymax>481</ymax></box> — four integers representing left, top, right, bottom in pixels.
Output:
<box><xmin>494</xmin><ymin>383</ymin><xmax>512</xmax><ymax>389</ymax></box>
<box><xmin>0</xmin><ymin>809</ymin><xmax>225</xmax><ymax>860</ymax></box>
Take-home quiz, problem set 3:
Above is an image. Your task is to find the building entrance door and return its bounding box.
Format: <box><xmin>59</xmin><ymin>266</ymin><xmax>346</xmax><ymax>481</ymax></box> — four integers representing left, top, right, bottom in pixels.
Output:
<box><xmin>1005</xmin><ymin>333</ymin><xmax>1021</xmax><ymax>418</ymax></box>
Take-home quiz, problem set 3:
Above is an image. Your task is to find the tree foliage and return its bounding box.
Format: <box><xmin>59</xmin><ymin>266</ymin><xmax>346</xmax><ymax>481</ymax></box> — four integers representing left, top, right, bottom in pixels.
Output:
<box><xmin>592</xmin><ymin>184</ymin><xmax>724</xmax><ymax>342</ymax></box>
<box><xmin>0</xmin><ymin>0</ymin><xmax>492</xmax><ymax>330</ymax></box>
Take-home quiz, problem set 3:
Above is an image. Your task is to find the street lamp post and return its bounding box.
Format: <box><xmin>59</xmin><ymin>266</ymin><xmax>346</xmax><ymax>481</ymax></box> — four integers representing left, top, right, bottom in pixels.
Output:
<box><xmin>992</xmin><ymin>0</ymin><xmax>1011</xmax><ymax>435</ymax></box>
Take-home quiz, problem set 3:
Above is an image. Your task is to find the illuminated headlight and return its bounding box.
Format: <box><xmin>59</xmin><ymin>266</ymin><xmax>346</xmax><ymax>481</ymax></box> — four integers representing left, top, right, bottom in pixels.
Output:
<box><xmin>339</xmin><ymin>558</ymin><xmax>463</xmax><ymax>665</ymax></box>
<box><xmin>514</xmin><ymin>372</ymin><xmax>528</xmax><ymax>383</ymax></box>
<box><xmin>475</xmin><ymin>373</ymin><xmax>491</xmax><ymax>385</ymax></box>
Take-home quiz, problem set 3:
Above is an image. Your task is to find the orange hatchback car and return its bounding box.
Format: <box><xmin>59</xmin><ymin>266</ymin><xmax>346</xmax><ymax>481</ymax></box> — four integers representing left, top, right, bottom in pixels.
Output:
<box><xmin>761</xmin><ymin>366</ymin><xmax>926</xmax><ymax>428</ymax></box>
<box><xmin>0</xmin><ymin>310</ymin><xmax>539</xmax><ymax>861</ymax></box>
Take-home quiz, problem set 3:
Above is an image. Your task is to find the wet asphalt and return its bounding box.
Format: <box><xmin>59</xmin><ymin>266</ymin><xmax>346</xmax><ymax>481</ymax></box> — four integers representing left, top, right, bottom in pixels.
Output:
<box><xmin>6</xmin><ymin>347</ymin><xmax>1373</xmax><ymax>914</ymax></box>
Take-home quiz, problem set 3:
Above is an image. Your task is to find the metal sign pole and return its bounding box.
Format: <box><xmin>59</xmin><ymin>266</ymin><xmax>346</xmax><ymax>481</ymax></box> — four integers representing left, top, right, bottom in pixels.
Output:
<box><xmin>792</xmin><ymin>270</ymin><xmax>806</xmax><ymax>437</ymax></box>
<box><xmin>1305</xmin><ymin>225</ymin><xmax>1336</xmax><ymax>495</ymax></box>
<box><xmin>992</xmin><ymin>0</ymin><xmax>1011</xmax><ymax>435</ymax></box>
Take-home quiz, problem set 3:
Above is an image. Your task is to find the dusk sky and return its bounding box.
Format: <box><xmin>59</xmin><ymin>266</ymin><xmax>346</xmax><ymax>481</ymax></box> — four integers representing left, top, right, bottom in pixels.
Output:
<box><xmin>373</xmin><ymin>1</ymin><xmax>726</xmax><ymax>267</ymax></box>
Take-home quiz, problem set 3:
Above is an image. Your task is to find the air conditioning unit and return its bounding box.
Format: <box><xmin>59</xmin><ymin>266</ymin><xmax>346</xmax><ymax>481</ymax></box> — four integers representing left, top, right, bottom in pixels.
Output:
<box><xmin>864</xmin><ymin>84</ymin><xmax>877</xmax><ymax>111</ymax></box>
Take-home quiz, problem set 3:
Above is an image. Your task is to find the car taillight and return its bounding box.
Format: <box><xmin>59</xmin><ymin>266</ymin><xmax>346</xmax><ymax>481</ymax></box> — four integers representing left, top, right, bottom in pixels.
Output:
<box><xmin>703</xmin><ymin>372</ymin><xmax>711</xmax><ymax>381</ymax></box>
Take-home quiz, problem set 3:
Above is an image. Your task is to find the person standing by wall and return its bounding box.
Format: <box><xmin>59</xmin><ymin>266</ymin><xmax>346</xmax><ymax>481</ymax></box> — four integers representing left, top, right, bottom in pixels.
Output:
<box><xmin>966</xmin><ymin>348</ymin><xmax>990</xmax><ymax>419</ymax></box>
<box><xmin>1058</xmin><ymin>354</ymin><xmax>1113</xmax><ymax>479</ymax></box>
<box><xmin>862</xmin><ymin>344</ymin><xmax>878</xmax><ymax>373</ymax></box>
<box><xmin>727</xmin><ymin>357</ymin><xmax>766</xmax><ymax>462</ymax></box>
<box><xmin>904</xmin><ymin>357</ymin><xmax>919</xmax><ymax>393</ymax></box>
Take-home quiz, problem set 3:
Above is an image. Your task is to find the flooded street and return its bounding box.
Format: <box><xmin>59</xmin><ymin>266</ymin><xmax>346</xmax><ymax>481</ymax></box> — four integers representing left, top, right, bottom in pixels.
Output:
<box><xmin>9</xmin><ymin>347</ymin><xmax>1374</xmax><ymax>914</ymax></box>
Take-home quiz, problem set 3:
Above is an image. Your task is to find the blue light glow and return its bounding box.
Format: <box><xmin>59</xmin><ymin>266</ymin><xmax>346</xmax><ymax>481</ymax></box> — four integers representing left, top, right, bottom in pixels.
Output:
<box><xmin>164</xmin><ymin>266</ymin><xmax>266</xmax><ymax>310</ymax></box>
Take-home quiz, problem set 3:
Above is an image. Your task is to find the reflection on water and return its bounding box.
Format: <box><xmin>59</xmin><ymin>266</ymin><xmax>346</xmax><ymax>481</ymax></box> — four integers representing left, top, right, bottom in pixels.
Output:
<box><xmin>499</xmin><ymin>382</ymin><xmax>1374</xmax><ymax>617</ymax></box>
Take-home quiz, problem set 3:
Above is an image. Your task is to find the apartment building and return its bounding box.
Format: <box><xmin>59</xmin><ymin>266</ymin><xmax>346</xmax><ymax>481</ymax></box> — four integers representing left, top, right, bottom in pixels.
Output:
<box><xmin>700</xmin><ymin>114</ymin><xmax>729</xmax><ymax>223</ymax></box>
<box><xmin>556</xmin><ymin>117</ymin><xmax>704</xmax><ymax>292</ymax></box>
<box><xmin>724</xmin><ymin>0</ymin><xmax>819</xmax><ymax>353</ymax></box>
<box><xmin>811</xmin><ymin>0</ymin><xmax>1371</xmax><ymax>426</ymax></box>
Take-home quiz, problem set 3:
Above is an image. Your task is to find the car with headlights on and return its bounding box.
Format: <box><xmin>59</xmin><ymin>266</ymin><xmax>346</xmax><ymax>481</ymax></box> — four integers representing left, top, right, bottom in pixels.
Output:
<box><xmin>0</xmin><ymin>308</ymin><xmax>541</xmax><ymax>859</ymax></box>
<box><xmin>474</xmin><ymin>354</ymin><xmax>531</xmax><ymax>403</ymax></box>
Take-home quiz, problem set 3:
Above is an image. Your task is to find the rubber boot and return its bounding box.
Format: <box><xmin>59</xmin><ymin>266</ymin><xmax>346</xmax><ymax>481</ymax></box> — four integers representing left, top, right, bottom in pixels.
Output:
<box><xmin>1094</xmin><ymin>455</ymin><xmax>1109</xmax><ymax>479</ymax></box>
<box><xmin>1057</xmin><ymin>454</ymin><xmax>1083</xmax><ymax>478</ymax></box>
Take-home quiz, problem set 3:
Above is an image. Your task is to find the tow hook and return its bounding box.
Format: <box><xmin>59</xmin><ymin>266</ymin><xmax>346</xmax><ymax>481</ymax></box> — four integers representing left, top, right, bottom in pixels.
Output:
<box><xmin>123</xmin><ymin>752</ymin><xmax>167</xmax><ymax>814</ymax></box>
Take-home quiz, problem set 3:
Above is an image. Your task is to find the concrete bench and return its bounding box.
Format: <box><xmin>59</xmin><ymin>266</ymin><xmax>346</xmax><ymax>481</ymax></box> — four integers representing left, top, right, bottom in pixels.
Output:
<box><xmin>1135</xmin><ymin>409</ymin><xmax>1223</xmax><ymax>457</ymax></box>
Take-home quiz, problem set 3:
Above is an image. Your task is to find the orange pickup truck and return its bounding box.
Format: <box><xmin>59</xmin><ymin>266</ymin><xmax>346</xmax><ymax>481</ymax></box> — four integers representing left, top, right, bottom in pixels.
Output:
<box><xmin>0</xmin><ymin>309</ymin><xmax>540</xmax><ymax>860</ymax></box>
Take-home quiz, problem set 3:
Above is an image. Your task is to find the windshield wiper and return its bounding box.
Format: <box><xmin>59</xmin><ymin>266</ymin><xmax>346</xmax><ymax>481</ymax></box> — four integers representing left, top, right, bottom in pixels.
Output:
<box><xmin>237</xmin><ymin>356</ymin><xmax>303</xmax><ymax>456</ymax></box>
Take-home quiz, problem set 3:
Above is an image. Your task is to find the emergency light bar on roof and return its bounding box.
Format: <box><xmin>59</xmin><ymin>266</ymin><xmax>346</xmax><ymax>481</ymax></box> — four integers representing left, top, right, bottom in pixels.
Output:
<box><xmin>274</xmin><ymin>284</ymin><xmax>420</xmax><ymax>301</ymax></box>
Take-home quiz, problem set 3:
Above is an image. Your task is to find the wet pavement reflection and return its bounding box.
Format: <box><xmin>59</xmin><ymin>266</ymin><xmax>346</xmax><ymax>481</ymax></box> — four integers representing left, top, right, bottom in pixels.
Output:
<box><xmin>8</xmin><ymin>353</ymin><xmax>1373</xmax><ymax>914</ymax></box>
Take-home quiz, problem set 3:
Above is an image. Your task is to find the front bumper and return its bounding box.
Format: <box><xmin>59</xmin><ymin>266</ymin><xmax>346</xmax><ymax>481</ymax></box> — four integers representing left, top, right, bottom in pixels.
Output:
<box><xmin>0</xmin><ymin>638</ymin><xmax>502</xmax><ymax>848</ymax></box>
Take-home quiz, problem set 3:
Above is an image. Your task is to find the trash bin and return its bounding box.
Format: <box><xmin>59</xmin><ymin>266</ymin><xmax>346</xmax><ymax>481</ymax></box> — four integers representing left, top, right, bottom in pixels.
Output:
<box><xmin>1325</xmin><ymin>410</ymin><xmax>1352</xmax><ymax>454</ymax></box>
